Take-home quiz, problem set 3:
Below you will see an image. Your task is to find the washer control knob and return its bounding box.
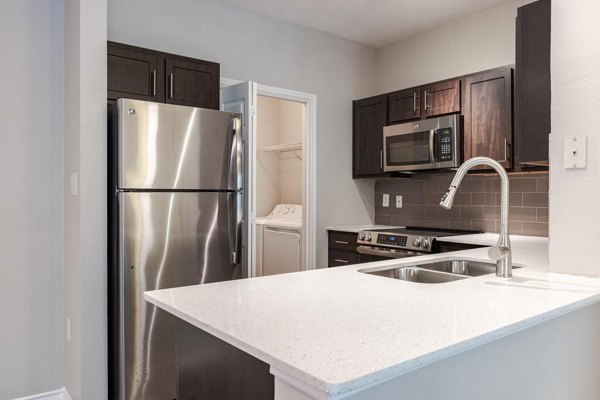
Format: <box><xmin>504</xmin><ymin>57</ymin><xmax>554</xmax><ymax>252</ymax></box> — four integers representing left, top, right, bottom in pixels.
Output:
<box><xmin>366</xmin><ymin>234</ymin><xmax>373</xmax><ymax>242</ymax></box>
<box><xmin>421</xmin><ymin>239</ymin><xmax>430</xmax><ymax>249</ymax></box>
<box><xmin>413</xmin><ymin>238</ymin><xmax>421</xmax><ymax>247</ymax></box>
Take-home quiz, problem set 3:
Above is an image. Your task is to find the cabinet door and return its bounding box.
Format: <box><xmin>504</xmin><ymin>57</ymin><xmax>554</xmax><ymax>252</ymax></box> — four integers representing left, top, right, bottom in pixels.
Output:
<box><xmin>515</xmin><ymin>0</ymin><xmax>551</xmax><ymax>166</ymax></box>
<box><xmin>463</xmin><ymin>67</ymin><xmax>513</xmax><ymax>169</ymax></box>
<box><xmin>166</xmin><ymin>57</ymin><xmax>220</xmax><ymax>109</ymax></box>
<box><xmin>108</xmin><ymin>43</ymin><xmax>162</xmax><ymax>102</ymax></box>
<box><xmin>422</xmin><ymin>79</ymin><xmax>461</xmax><ymax>117</ymax></box>
<box><xmin>353</xmin><ymin>95</ymin><xmax>387</xmax><ymax>178</ymax></box>
<box><xmin>388</xmin><ymin>88</ymin><xmax>420</xmax><ymax>123</ymax></box>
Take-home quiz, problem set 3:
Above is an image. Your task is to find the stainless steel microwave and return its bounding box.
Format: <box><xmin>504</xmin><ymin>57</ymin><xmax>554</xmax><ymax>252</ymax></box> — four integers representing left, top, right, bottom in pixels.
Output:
<box><xmin>383</xmin><ymin>115</ymin><xmax>461</xmax><ymax>172</ymax></box>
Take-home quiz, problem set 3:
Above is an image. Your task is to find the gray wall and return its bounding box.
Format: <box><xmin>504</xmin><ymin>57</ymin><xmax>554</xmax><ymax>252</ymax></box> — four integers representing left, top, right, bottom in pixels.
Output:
<box><xmin>374</xmin><ymin>0</ymin><xmax>532</xmax><ymax>93</ymax></box>
<box><xmin>0</xmin><ymin>2</ymin><xmax>65</xmax><ymax>398</ymax></box>
<box><xmin>64</xmin><ymin>0</ymin><xmax>108</xmax><ymax>398</ymax></box>
<box><xmin>107</xmin><ymin>0</ymin><xmax>377</xmax><ymax>268</ymax></box>
<box><xmin>375</xmin><ymin>172</ymin><xmax>549</xmax><ymax>237</ymax></box>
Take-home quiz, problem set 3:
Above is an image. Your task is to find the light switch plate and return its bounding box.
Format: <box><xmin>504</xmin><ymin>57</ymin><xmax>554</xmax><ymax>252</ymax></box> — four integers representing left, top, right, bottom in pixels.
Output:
<box><xmin>564</xmin><ymin>135</ymin><xmax>587</xmax><ymax>169</ymax></box>
<box><xmin>382</xmin><ymin>194</ymin><xmax>389</xmax><ymax>207</ymax></box>
<box><xmin>396</xmin><ymin>195</ymin><xmax>403</xmax><ymax>208</ymax></box>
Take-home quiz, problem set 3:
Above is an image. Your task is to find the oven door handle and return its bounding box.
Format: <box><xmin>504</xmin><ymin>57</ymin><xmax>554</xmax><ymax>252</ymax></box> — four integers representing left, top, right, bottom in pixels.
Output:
<box><xmin>429</xmin><ymin>129</ymin><xmax>436</xmax><ymax>164</ymax></box>
<box><xmin>357</xmin><ymin>246</ymin><xmax>417</xmax><ymax>259</ymax></box>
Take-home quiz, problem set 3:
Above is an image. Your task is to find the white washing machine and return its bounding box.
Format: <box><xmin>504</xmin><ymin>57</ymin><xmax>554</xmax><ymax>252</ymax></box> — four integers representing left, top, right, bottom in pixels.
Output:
<box><xmin>255</xmin><ymin>204</ymin><xmax>302</xmax><ymax>276</ymax></box>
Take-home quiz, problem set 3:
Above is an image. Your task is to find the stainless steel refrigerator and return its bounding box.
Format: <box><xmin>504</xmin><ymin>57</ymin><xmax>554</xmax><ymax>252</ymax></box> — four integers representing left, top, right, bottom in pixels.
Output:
<box><xmin>109</xmin><ymin>98</ymin><xmax>245</xmax><ymax>400</ymax></box>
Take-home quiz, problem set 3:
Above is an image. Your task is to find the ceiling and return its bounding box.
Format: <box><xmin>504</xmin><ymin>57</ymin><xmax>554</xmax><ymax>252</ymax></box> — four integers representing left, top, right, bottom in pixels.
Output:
<box><xmin>222</xmin><ymin>0</ymin><xmax>514</xmax><ymax>47</ymax></box>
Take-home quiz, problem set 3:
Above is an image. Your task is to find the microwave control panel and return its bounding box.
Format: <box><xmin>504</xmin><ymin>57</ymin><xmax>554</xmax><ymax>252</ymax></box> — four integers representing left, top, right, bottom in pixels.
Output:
<box><xmin>436</xmin><ymin>128</ymin><xmax>454</xmax><ymax>162</ymax></box>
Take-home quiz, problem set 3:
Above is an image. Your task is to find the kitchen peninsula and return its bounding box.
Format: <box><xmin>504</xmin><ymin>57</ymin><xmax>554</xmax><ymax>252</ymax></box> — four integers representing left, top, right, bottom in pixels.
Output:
<box><xmin>145</xmin><ymin>235</ymin><xmax>600</xmax><ymax>400</ymax></box>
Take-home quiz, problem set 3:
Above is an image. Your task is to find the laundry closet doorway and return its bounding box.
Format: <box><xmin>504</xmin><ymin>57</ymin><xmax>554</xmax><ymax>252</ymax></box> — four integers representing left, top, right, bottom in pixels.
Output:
<box><xmin>221</xmin><ymin>79</ymin><xmax>317</xmax><ymax>278</ymax></box>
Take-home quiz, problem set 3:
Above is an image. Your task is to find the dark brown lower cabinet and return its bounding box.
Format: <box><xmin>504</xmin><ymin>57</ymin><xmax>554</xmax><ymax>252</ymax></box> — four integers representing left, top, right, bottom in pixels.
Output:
<box><xmin>463</xmin><ymin>66</ymin><xmax>514</xmax><ymax>170</ymax></box>
<box><xmin>328</xmin><ymin>230</ymin><xmax>389</xmax><ymax>267</ymax></box>
<box><xmin>177</xmin><ymin>318</ymin><xmax>274</xmax><ymax>400</ymax></box>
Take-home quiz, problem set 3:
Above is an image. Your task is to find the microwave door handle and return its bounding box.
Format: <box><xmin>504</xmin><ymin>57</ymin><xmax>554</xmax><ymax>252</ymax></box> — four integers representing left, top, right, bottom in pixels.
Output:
<box><xmin>429</xmin><ymin>129</ymin><xmax>436</xmax><ymax>163</ymax></box>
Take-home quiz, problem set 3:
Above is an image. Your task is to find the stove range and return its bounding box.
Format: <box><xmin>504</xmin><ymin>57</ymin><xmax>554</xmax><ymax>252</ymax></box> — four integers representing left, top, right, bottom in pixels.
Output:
<box><xmin>356</xmin><ymin>226</ymin><xmax>480</xmax><ymax>259</ymax></box>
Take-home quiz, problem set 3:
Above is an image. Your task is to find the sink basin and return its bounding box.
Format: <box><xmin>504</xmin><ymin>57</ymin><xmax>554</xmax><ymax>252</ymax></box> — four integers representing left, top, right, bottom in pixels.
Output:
<box><xmin>362</xmin><ymin>267</ymin><xmax>469</xmax><ymax>284</ymax></box>
<box><xmin>359</xmin><ymin>257</ymin><xmax>522</xmax><ymax>284</ymax></box>
<box><xmin>413</xmin><ymin>259</ymin><xmax>521</xmax><ymax>277</ymax></box>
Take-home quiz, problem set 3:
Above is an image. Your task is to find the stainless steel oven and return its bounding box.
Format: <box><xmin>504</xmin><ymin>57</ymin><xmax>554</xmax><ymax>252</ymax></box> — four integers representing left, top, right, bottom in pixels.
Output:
<box><xmin>383</xmin><ymin>115</ymin><xmax>460</xmax><ymax>172</ymax></box>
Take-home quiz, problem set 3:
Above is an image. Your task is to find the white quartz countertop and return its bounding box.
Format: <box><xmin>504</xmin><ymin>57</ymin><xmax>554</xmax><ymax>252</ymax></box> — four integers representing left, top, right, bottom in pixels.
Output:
<box><xmin>325</xmin><ymin>224</ymin><xmax>401</xmax><ymax>233</ymax></box>
<box><xmin>145</xmin><ymin>234</ymin><xmax>600</xmax><ymax>396</ymax></box>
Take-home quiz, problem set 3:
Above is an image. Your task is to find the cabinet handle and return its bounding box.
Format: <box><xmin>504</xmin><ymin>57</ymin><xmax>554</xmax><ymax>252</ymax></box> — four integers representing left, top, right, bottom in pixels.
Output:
<box><xmin>380</xmin><ymin>150</ymin><xmax>383</xmax><ymax>169</ymax></box>
<box><xmin>499</xmin><ymin>138</ymin><xmax>509</xmax><ymax>163</ymax></box>
<box><xmin>334</xmin><ymin>259</ymin><xmax>349</xmax><ymax>263</ymax></box>
<box><xmin>169</xmin><ymin>73</ymin><xmax>174</xmax><ymax>99</ymax></box>
<box><xmin>151</xmin><ymin>70</ymin><xmax>156</xmax><ymax>96</ymax></box>
<box><xmin>413</xmin><ymin>91</ymin><xmax>419</xmax><ymax>113</ymax></box>
<box><xmin>334</xmin><ymin>240</ymin><xmax>349</xmax><ymax>245</ymax></box>
<box><xmin>424</xmin><ymin>90</ymin><xmax>430</xmax><ymax>113</ymax></box>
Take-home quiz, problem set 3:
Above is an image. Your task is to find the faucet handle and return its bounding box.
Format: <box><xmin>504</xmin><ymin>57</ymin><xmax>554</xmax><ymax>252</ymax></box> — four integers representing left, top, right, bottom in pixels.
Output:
<box><xmin>488</xmin><ymin>246</ymin><xmax>511</xmax><ymax>261</ymax></box>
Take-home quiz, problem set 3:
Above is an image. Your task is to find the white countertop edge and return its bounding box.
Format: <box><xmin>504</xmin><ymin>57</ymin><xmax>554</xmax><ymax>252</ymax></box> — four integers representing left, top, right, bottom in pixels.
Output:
<box><xmin>145</xmin><ymin>287</ymin><xmax>600</xmax><ymax>396</ymax></box>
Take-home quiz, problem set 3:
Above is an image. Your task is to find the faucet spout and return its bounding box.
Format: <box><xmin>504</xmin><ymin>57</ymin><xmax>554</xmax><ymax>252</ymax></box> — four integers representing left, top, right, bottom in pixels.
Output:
<box><xmin>439</xmin><ymin>157</ymin><xmax>512</xmax><ymax>277</ymax></box>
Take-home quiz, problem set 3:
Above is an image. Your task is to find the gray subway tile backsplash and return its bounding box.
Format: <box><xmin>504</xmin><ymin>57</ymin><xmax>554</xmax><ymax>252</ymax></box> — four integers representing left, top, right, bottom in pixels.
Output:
<box><xmin>375</xmin><ymin>171</ymin><xmax>549</xmax><ymax>237</ymax></box>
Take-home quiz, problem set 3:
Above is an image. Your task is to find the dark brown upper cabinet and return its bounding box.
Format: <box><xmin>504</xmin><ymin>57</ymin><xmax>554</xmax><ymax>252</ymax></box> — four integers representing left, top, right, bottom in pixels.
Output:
<box><xmin>422</xmin><ymin>79</ymin><xmax>461</xmax><ymax>117</ymax></box>
<box><xmin>353</xmin><ymin>95</ymin><xmax>387</xmax><ymax>178</ymax></box>
<box><xmin>166</xmin><ymin>57</ymin><xmax>220</xmax><ymax>109</ymax></box>
<box><xmin>515</xmin><ymin>0</ymin><xmax>551</xmax><ymax>167</ymax></box>
<box><xmin>108</xmin><ymin>41</ymin><xmax>220</xmax><ymax>110</ymax></box>
<box><xmin>108</xmin><ymin>44</ymin><xmax>163</xmax><ymax>102</ymax></box>
<box><xmin>463</xmin><ymin>66</ymin><xmax>514</xmax><ymax>170</ymax></box>
<box><xmin>388</xmin><ymin>87</ymin><xmax>421</xmax><ymax>123</ymax></box>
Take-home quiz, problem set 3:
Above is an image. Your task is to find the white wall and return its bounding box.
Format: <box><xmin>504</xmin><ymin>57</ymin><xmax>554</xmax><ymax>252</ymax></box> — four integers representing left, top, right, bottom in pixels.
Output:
<box><xmin>107</xmin><ymin>0</ymin><xmax>377</xmax><ymax>267</ymax></box>
<box><xmin>375</xmin><ymin>0</ymin><xmax>532</xmax><ymax>93</ymax></box>
<box><xmin>549</xmin><ymin>0</ymin><xmax>600</xmax><ymax>276</ymax></box>
<box><xmin>64</xmin><ymin>0</ymin><xmax>107</xmax><ymax>398</ymax></box>
<box><xmin>0</xmin><ymin>2</ymin><xmax>65</xmax><ymax>398</ymax></box>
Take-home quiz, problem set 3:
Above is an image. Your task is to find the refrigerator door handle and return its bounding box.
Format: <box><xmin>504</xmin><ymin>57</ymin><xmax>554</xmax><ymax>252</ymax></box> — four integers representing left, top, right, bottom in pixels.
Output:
<box><xmin>229</xmin><ymin>192</ymin><xmax>243</xmax><ymax>265</ymax></box>
<box><xmin>229</xmin><ymin>117</ymin><xmax>243</xmax><ymax>191</ymax></box>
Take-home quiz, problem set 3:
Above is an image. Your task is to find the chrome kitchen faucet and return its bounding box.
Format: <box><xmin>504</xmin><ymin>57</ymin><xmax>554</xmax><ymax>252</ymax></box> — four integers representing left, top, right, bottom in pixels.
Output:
<box><xmin>440</xmin><ymin>157</ymin><xmax>513</xmax><ymax>277</ymax></box>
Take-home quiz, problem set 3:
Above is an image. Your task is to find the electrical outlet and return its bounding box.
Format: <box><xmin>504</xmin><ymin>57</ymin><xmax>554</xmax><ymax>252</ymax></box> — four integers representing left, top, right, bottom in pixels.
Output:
<box><xmin>396</xmin><ymin>195</ymin><xmax>403</xmax><ymax>208</ymax></box>
<box><xmin>66</xmin><ymin>318</ymin><xmax>71</xmax><ymax>343</ymax></box>
<box><xmin>382</xmin><ymin>194</ymin><xmax>389</xmax><ymax>207</ymax></box>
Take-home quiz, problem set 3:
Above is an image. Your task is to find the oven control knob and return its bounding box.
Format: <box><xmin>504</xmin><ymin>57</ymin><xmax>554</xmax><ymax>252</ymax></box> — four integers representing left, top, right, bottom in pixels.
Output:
<box><xmin>366</xmin><ymin>234</ymin><xmax>373</xmax><ymax>242</ymax></box>
<box><xmin>359</xmin><ymin>233</ymin><xmax>366</xmax><ymax>241</ymax></box>
<box><xmin>413</xmin><ymin>238</ymin><xmax>421</xmax><ymax>247</ymax></box>
<box><xmin>421</xmin><ymin>239</ymin><xmax>430</xmax><ymax>249</ymax></box>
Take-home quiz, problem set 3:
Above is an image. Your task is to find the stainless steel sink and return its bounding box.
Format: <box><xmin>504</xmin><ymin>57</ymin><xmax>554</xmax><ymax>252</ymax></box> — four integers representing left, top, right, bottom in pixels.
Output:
<box><xmin>362</xmin><ymin>267</ymin><xmax>469</xmax><ymax>284</ymax></box>
<box><xmin>359</xmin><ymin>258</ymin><xmax>522</xmax><ymax>284</ymax></box>
<box><xmin>413</xmin><ymin>259</ymin><xmax>520</xmax><ymax>277</ymax></box>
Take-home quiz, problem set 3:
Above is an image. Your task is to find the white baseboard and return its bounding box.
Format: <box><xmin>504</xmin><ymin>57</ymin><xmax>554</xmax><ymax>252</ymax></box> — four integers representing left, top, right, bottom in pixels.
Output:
<box><xmin>12</xmin><ymin>388</ymin><xmax>71</xmax><ymax>400</ymax></box>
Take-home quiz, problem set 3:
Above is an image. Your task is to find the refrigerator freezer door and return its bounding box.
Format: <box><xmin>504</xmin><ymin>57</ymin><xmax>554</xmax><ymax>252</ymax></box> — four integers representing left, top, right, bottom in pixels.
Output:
<box><xmin>119</xmin><ymin>192</ymin><xmax>242</xmax><ymax>400</ymax></box>
<box><xmin>118</xmin><ymin>98</ymin><xmax>242</xmax><ymax>190</ymax></box>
